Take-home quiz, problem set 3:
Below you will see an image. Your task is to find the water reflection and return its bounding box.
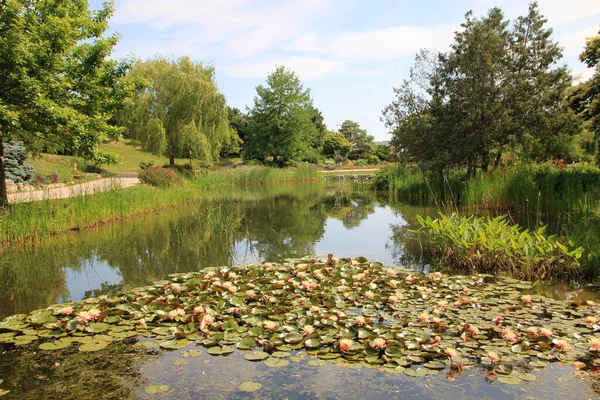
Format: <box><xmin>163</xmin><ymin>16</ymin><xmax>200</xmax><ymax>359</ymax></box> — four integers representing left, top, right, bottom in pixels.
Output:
<box><xmin>1</xmin><ymin>182</ymin><xmax>596</xmax><ymax>319</ymax></box>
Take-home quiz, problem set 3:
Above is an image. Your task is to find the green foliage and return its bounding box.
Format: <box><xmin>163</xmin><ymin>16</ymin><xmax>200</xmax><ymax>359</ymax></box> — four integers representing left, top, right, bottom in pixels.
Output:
<box><xmin>322</xmin><ymin>132</ymin><xmax>352</xmax><ymax>159</ymax></box>
<box><xmin>4</xmin><ymin>141</ymin><xmax>35</xmax><ymax>183</ymax></box>
<box><xmin>245</xmin><ymin>66</ymin><xmax>319</xmax><ymax>164</ymax></box>
<box><xmin>199</xmin><ymin>166</ymin><xmax>321</xmax><ymax>186</ymax></box>
<box><xmin>138</xmin><ymin>167</ymin><xmax>184</xmax><ymax>187</ymax></box>
<box><xmin>383</xmin><ymin>3</ymin><xmax>578</xmax><ymax>173</ymax></box>
<box><xmin>567</xmin><ymin>30</ymin><xmax>600</xmax><ymax>162</ymax></box>
<box><xmin>376</xmin><ymin>163</ymin><xmax>600</xmax><ymax>216</ymax></box>
<box><xmin>119</xmin><ymin>56</ymin><xmax>229</xmax><ymax>166</ymax></box>
<box><xmin>355</xmin><ymin>159</ymin><xmax>368</xmax><ymax>167</ymax></box>
<box><xmin>367</xmin><ymin>155</ymin><xmax>380</xmax><ymax>165</ymax></box>
<box><xmin>339</xmin><ymin>120</ymin><xmax>376</xmax><ymax>159</ymax></box>
<box><xmin>0</xmin><ymin>0</ymin><xmax>132</xmax><ymax>204</ymax></box>
<box><xmin>415</xmin><ymin>213</ymin><xmax>582</xmax><ymax>281</ymax></box>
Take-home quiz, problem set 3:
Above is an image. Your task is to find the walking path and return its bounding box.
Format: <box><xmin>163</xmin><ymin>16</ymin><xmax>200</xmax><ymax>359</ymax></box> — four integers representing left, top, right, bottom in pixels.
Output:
<box><xmin>319</xmin><ymin>168</ymin><xmax>381</xmax><ymax>173</ymax></box>
<box><xmin>8</xmin><ymin>176</ymin><xmax>140</xmax><ymax>204</ymax></box>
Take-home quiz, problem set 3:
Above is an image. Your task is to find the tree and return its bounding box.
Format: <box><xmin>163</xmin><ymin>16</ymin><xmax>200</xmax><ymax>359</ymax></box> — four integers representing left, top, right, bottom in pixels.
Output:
<box><xmin>383</xmin><ymin>2</ymin><xmax>577</xmax><ymax>174</ymax></box>
<box><xmin>119</xmin><ymin>56</ymin><xmax>229</xmax><ymax>167</ymax></box>
<box><xmin>245</xmin><ymin>66</ymin><xmax>318</xmax><ymax>164</ymax></box>
<box><xmin>568</xmin><ymin>29</ymin><xmax>600</xmax><ymax>161</ymax></box>
<box><xmin>338</xmin><ymin>120</ymin><xmax>376</xmax><ymax>159</ymax></box>
<box><xmin>0</xmin><ymin>0</ymin><xmax>131</xmax><ymax>206</ymax></box>
<box><xmin>322</xmin><ymin>132</ymin><xmax>352</xmax><ymax>159</ymax></box>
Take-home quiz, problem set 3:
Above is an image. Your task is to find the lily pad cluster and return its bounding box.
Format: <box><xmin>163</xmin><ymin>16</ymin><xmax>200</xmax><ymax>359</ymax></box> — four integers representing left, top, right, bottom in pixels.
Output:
<box><xmin>1</xmin><ymin>256</ymin><xmax>600</xmax><ymax>386</ymax></box>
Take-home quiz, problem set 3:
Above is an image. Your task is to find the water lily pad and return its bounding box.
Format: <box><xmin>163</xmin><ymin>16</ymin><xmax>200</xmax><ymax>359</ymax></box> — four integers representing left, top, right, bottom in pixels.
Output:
<box><xmin>244</xmin><ymin>351</ymin><xmax>269</xmax><ymax>361</ymax></box>
<box><xmin>497</xmin><ymin>376</ymin><xmax>522</xmax><ymax>385</ymax></box>
<box><xmin>404</xmin><ymin>367</ymin><xmax>427</xmax><ymax>377</ymax></box>
<box><xmin>304</xmin><ymin>339</ymin><xmax>321</xmax><ymax>349</ymax></box>
<box><xmin>272</xmin><ymin>351</ymin><xmax>291</xmax><ymax>358</ymax></box>
<box><xmin>172</xmin><ymin>359</ymin><xmax>189</xmax><ymax>366</ymax></box>
<box><xmin>264</xmin><ymin>357</ymin><xmax>290</xmax><ymax>368</ymax></box>
<box><xmin>39</xmin><ymin>341</ymin><xmax>71</xmax><ymax>350</ymax></box>
<box><xmin>145</xmin><ymin>385</ymin><xmax>169</xmax><ymax>395</ymax></box>
<box><xmin>79</xmin><ymin>342</ymin><xmax>108</xmax><ymax>352</ymax></box>
<box><xmin>424</xmin><ymin>361</ymin><xmax>447</xmax><ymax>370</ymax></box>
<box><xmin>239</xmin><ymin>381</ymin><xmax>262</xmax><ymax>392</ymax></box>
<box><xmin>238</xmin><ymin>337</ymin><xmax>256</xmax><ymax>350</ymax></box>
<box><xmin>308</xmin><ymin>359</ymin><xmax>327</xmax><ymax>366</ymax></box>
<box><xmin>519</xmin><ymin>373</ymin><xmax>537</xmax><ymax>381</ymax></box>
<box><xmin>86</xmin><ymin>323</ymin><xmax>110</xmax><ymax>333</ymax></box>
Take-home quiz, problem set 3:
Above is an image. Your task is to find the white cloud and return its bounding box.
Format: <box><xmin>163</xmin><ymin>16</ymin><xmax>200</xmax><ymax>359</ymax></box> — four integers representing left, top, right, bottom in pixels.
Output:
<box><xmin>571</xmin><ymin>66</ymin><xmax>595</xmax><ymax>84</ymax></box>
<box><xmin>536</xmin><ymin>0</ymin><xmax>600</xmax><ymax>26</ymax></box>
<box><xmin>222</xmin><ymin>57</ymin><xmax>342</xmax><ymax>80</ymax></box>
<box><xmin>557</xmin><ymin>25</ymin><xmax>600</xmax><ymax>58</ymax></box>
<box><xmin>288</xmin><ymin>25</ymin><xmax>456</xmax><ymax>61</ymax></box>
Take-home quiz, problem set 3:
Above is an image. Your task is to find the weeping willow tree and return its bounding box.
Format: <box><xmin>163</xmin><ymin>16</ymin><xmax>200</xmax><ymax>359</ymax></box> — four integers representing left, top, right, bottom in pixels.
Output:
<box><xmin>120</xmin><ymin>56</ymin><xmax>229</xmax><ymax>166</ymax></box>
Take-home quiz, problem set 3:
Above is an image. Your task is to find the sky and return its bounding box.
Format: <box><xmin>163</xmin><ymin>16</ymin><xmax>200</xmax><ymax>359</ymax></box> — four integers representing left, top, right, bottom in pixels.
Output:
<box><xmin>95</xmin><ymin>0</ymin><xmax>600</xmax><ymax>141</ymax></box>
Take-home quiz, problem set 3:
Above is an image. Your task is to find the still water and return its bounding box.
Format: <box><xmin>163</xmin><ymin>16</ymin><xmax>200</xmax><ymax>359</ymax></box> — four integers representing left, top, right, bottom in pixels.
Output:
<box><xmin>0</xmin><ymin>182</ymin><xmax>598</xmax><ymax>399</ymax></box>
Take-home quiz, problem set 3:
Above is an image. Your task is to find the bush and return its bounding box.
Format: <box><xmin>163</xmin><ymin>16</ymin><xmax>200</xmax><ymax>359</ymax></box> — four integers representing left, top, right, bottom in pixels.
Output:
<box><xmin>139</xmin><ymin>161</ymin><xmax>155</xmax><ymax>170</ymax></box>
<box><xmin>171</xmin><ymin>164</ymin><xmax>195</xmax><ymax>178</ymax></box>
<box><xmin>241</xmin><ymin>159</ymin><xmax>263</xmax><ymax>166</ymax></box>
<box><xmin>416</xmin><ymin>213</ymin><xmax>583</xmax><ymax>281</ymax></box>
<box><xmin>367</xmin><ymin>155</ymin><xmax>379</xmax><ymax>165</ymax></box>
<box><xmin>4</xmin><ymin>141</ymin><xmax>36</xmax><ymax>183</ymax></box>
<box><xmin>355</xmin><ymin>159</ymin><xmax>368</xmax><ymax>167</ymax></box>
<box><xmin>138</xmin><ymin>167</ymin><xmax>184</xmax><ymax>187</ymax></box>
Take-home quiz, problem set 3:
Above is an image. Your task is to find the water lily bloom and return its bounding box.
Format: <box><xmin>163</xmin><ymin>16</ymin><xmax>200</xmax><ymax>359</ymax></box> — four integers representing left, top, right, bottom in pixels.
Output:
<box><xmin>296</xmin><ymin>263</ymin><xmax>309</xmax><ymax>270</ymax></box>
<box><xmin>339</xmin><ymin>338</ymin><xmax>354</xmax><ymax>353</ymax></box>
<box><xmin>199</xmin><ymin>314</ymin><xmax>214</xmax><ymax>330</ymax></box>
<box><xmin>139</xmin><ymin>319</ymin><xmax>147</xmax><ymax>329</ymax></box>
<box><xmin>438</xmin><ymin>301</ymin><xmax>449</xmax><ymax>309</ymax></box>
<box><xmin>527</xmin><ymin>326</ymin><xmax>539</xmax><ymax>336</ymax></box>
<box><xmin>432</xmin><ymin>272</ymin><xmax>443</xmax><ymax>280</ymax></box>
<box><xmin>309</xmin><ymin>306</ymin><xmax>320</xmax><ymax>313</ymax></box>
<box><xmin>355</xmin><ymin>315</ymin><xmax>367</xmax><ymax>326</ymax></box>
<box><xmin>445</xmin><ymin>347</ymin><xmax>458</xmax><ymax>359</ymax></box>
<box><xmin>405</xmin><ymin>275</ymin><xmax>414</xmax><ymax>283</ymax></box>
<box><xmin>432</xmin><ymin>308</ymin><xmax>441</xmax><ymax>317</ymax></box>
<box><xmin>297</xmin><ymin>272</ymin><xmax>308</xmax><ymax>279</ymax></box>
<box><xmin>501</xmin><ymin>329</ymin><xmax>518</xmax><ymax>343</ymax></box>
<box><xmin>466</xmin><ymin>324</ymin><xmax>480</xmax><ymax>336</ymax></box>
<box><xmin>171</xmin><ymin>283</ymin><xmax>182</xmax><ymax>292</ymax></box>
<box><xmin>492</xmin><ymin>316</ymin><xmax>504</xmax><ymax>326</ymax></box>
<box><xmin>487</xmin><ymin>351</ymin><xmax>500</xmax><ymax>363</ymax></box>
<box><xmin>419</xmin><ymin>312</ymin><xmax>430</xmax><ymax>323</ymax></box>
<box><xmin>352</xmin><ymin>273</ymin><xmax>365</xmax><ymax>281</ymax></box>
<box><xmin>432</xmin><ymin>317</ymin><xmax>443</xmax><ymax>325</ymax></box>
<box><xmin>586</xmin><ymin>316</ymin><xmax>598</xmax><ymax>325</ymax></box>
<box><xmin>245</xmin><ymin>290</ymin><xmax>256</xmax><ymax>298</ymax></box>
<box><xmin>176</xmin><ymin>308</ymin><xmax>185</xmax><ymax>317</ymax></box>
<box><xmin>389</xmin><ymin>280</ymin><xmax>400</xmax><ymax>288</ymax></box>
<box><xmin>87</xmin><ymin>308</ymin><xmax>101</xmax><ymax>321</ymax></box>
<box><xmin>462</xmin><ymin>285</ymin><xmax>471</xmax><ymax>295</ymax></box>
<box><xmin>386</xmin><ymin>269</ymin><xmax>396</xmax><ymax>276</ymax></box>
<box><xmin>193</xmin><ymin>305</ymin><xmax>205</xmax><ymax>315</ymax></box>
<box><xmin>589</xmin><ymin>337</ymin><xmax>600</xmax><ymax>351</ymax></box>
<box><xmin>264</xmin><ymin>321</ymin><xmax>278</xmax><ymax>331</ymax></box>
<box><xmin>539</xmin><ymin>327</ymin><xmax>553</xmax><ymax>337</ymax></box>
<box><xmin>553</xmin><ymin>339</ymin><xmax>571</xmax><ymax>351</ymax></box>
<box><xmin>371</xmin><ymin>337</ymin><xmax>387</xmax><ymax>350</ymax></box>
<box><xmin>202</xmin><ymin>272</ymin><xmax>215</xmax><ymax>280</ymax></box>
<box><xmin>57</xmin><ymin>307</ymin><xmax>73</xmax><ymax>315</ymax></box>
<box><xmin>168</xmin><ymin>310</ymin><xmax>179</xmax><ymax>320</ymax></box>
<box><xmin>303</xmin><ymin>325</ymin><xmax>315</xmax><ymax>336</ymax></box>
<box><xmin>77</xmin><ymin>311</ymin><xmax>92</xmax><ymax>323</ymax></box>
<box><xmin>365</xmin><ymin>291</ymin><xmax>375</xmax><ymax>300</ymax></box>
<box><xmin>521</xmin><ymin>295</ymin><xmax>533</xmax><ymax>303</ymax></box>
<box><xmin>586</xmin><ymin>300</ymin><xmax>596</xmax><ymax>307</ymax></box>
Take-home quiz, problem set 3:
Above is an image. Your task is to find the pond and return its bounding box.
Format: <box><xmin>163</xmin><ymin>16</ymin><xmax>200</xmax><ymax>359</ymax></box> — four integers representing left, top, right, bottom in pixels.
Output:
<box><xmin>0</xmin><ymin>182</ymin><xmax>599</xmax><ymax>399</ymax></box>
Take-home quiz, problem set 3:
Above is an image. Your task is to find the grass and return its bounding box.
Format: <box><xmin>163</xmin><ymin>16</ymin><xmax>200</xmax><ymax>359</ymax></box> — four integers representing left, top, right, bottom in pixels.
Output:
<box><xmin>0</xmin><ymin>165</ymin><xmax>322</xmax><ymax>252</ymax></box>
<box><xmin>27</xmin><ymin>154</ymin><xmax>81</xmax><ymax>183</ymax></box>
<box><xmin>375</xmin><ymin>163</ymin><xmax>600</xmax><ymax>216</ymax></box>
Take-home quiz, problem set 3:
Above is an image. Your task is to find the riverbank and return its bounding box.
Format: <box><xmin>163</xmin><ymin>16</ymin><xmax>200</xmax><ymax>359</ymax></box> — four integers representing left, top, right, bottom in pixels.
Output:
<box><xmin>0</xmin><ymin>166</ymin><xmax>322</xmax><ymax>252</ymax></box>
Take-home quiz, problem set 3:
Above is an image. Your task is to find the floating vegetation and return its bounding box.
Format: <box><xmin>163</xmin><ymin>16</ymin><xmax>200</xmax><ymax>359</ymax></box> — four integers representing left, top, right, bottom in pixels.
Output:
<box><xmin>1</xmin><ymin>255</ymin><xmax>599</xmax><ymax>394</ymax></box>
<box><xmin>415</xmin><ymin>213</ymin><xmax>583</xmax><ymax>281</ymax></box>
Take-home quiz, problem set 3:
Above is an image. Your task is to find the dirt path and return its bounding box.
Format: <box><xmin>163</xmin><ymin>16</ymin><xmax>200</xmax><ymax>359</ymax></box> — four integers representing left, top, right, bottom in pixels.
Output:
<box><xmin>8</xmin><ymin>176</ymin><xmax>140</xmax><ymax>204</ymax></box>
<box><xmin>319</xmin><ymin>168</ymin><xmax>381</xmax><ymax>173</ymax></box>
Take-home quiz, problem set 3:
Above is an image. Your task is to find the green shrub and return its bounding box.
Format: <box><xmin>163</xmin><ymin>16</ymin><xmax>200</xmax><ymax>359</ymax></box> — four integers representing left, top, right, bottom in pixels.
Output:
<box><xmin>4</xmin><ymin>141</ymin><xmax>36</xmax><ymax>183</ymax></box>
<box><xmin>367</xmin><ymin>155</ymin><xmax>379</xmax><ymax>165</ymax></box>
<box><xmin>355</xmin><ymin>159</ymin><xmax>367</xmax><ymax>167</ymax></box>
<box><xmin>415</xmin><ymin>213</ymin><xmax>583</xmax><ymax>281</ymax></box>
<box><xmin>138</xmin><ymin>167</ymin><xmax>184</xmax><ymax>187</ymax></box>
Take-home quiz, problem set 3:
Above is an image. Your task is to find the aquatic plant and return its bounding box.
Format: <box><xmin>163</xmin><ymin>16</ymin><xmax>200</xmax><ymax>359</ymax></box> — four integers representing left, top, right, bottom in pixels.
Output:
<box><xmin>0</xmin><ymin>256</ymin><xmax>599</xmax><ymax>389</ymax></box>
<box><xmin>415</xmin><ymin>213</ymin><xmax>583</xmax><ymax>281</ymax></box>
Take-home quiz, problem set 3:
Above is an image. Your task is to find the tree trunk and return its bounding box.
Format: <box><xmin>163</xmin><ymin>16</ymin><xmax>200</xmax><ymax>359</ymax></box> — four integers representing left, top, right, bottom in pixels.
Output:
<box><xmin>0</xmin><ymin>135</ymin><xmax>8</xmax><ymax>207</ymax></box>
<box><xmin>493</xmin><ymin>150</ymin><xmax>503</xmax><ymax>168</ymax></box>
<box><xmin>169</xmin><ymin>154</ymin><xmax>175</xmax><ymax>167</ymax></box>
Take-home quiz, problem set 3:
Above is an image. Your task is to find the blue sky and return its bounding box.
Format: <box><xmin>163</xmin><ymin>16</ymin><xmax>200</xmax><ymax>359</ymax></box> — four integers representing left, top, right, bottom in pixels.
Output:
<box><xmin>96</xmin><ymin>0</ymin><xmax>600</xmax><ymax>141</ymax></box>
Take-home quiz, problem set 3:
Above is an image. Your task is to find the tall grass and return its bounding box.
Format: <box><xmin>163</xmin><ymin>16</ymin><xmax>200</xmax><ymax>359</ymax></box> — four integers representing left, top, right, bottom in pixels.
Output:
<box><xmin>0</xmin><ymin>166</ymin><xmax>322</xmax><ymax>252</ymax></box>
<box><xmin>193</xmin><ymin>165</ymin><xmax>321</xmax><ymax>187</ymax></box>
<box><xmin>375</xmin><ymin>163</ymin><xmax>600</xmax><ymax>216</ymax></box>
